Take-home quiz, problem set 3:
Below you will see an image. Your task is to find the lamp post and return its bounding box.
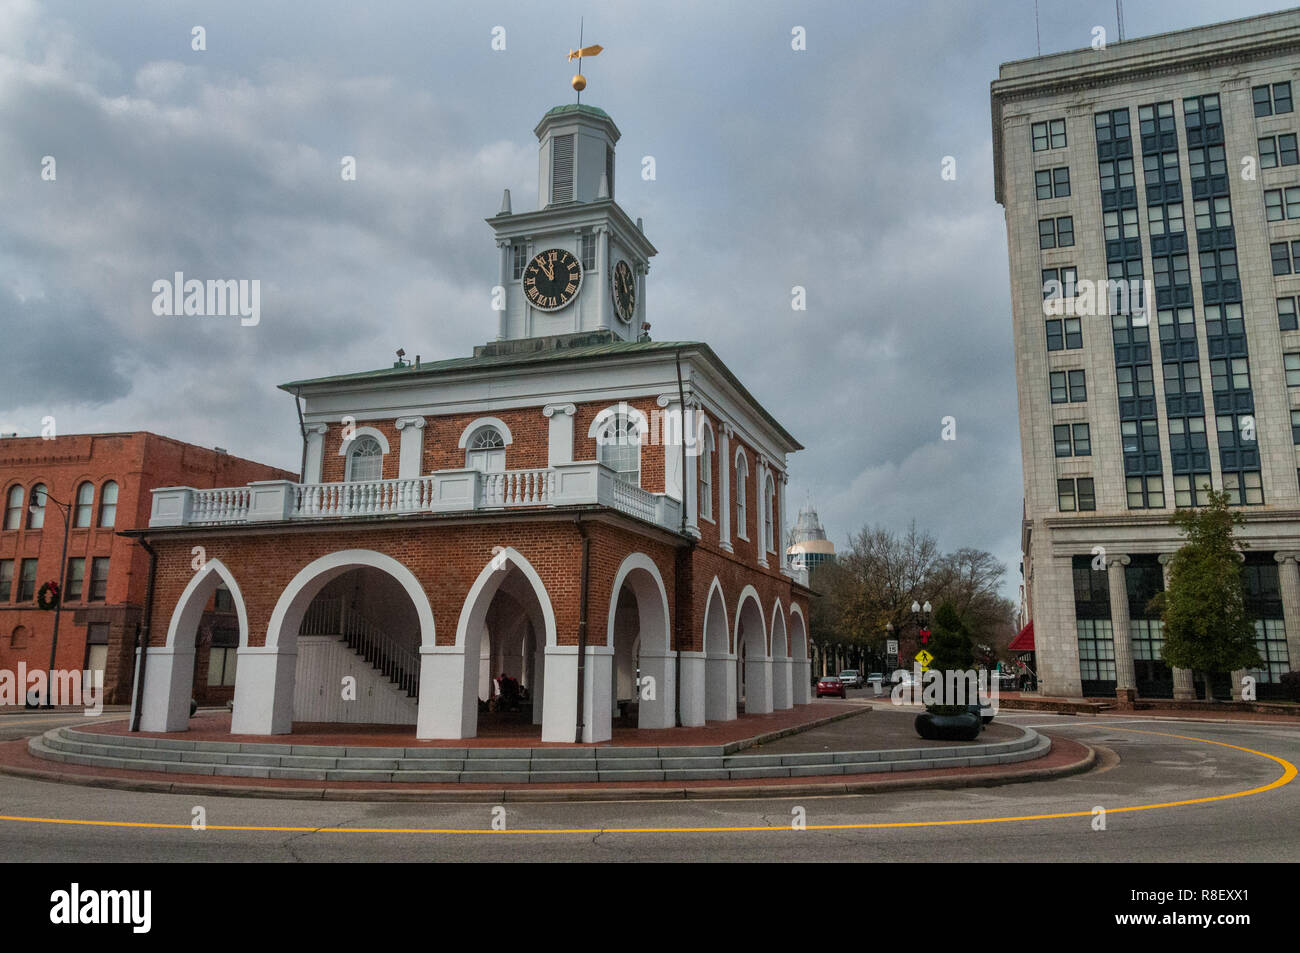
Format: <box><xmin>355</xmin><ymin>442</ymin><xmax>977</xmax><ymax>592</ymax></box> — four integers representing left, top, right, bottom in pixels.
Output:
<box><xmin>32</xmin><ymin>489</ymin><xmax>72</xmax><ymax>708</ymax></box>
<box><xmin>911</xmin><ymin>600</ymin><xmax>932</xmax><ymax>645</ymax></box>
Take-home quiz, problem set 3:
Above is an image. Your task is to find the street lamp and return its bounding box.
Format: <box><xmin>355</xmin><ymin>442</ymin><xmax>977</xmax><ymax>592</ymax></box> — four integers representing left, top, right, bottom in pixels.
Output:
<box><xmin>885</xmin><ymin>620</ymin><xmax>894</xmax><ymax>671</ymax></box>
<box><xmin>31</xmin><ymin>488</ymin><xmax>72</xmax><ymax>707</ymax></box>
<box><xmin>912</xmin><ymin>600</ymin><xmax>932</xmax><ymax>648</ymax></box>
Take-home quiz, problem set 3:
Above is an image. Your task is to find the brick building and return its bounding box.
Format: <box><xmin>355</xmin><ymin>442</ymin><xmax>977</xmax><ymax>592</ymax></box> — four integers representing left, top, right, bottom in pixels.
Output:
<box><xmin>132</xmin><ymin>99</ymin><xmax>815</xmax><ymax>743</ymax></box>
<box><xmin>0</xmin><ymin>432</ymin><xmax>295</xmax><ymax>705</ymax></box>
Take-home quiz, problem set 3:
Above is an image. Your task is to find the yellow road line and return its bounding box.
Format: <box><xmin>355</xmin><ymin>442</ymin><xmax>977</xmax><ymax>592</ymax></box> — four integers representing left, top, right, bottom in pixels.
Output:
<box><xmin>0</xmin><ymin>727</ymin><xmax>1293</xmax><ymax>836</ymax></box>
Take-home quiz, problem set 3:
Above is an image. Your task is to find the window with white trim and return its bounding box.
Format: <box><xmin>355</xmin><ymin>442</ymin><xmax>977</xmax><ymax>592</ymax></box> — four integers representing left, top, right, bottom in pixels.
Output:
<box><xmin>698</xmin><ymin>427</ymin><xmax>714</xmax><ymax>520</ymax></box>
<box><xmin>596</xmin><ymin>413</ymin><xmax>641</xmax><ymax>486</ymax></box>
<box><xmin>735</xmin><ymin>452</ymin><xmax>748</xmax><ymax>540</ymax></box>
<box><xmin>346</xmin><ymin>435</ymin><xmax>384</xmax><ymax>482</ymax></box>
<box><xmin>466</xmin><ymin>426</ymin><xmax>506</xmax><ymax>472</ymax></box>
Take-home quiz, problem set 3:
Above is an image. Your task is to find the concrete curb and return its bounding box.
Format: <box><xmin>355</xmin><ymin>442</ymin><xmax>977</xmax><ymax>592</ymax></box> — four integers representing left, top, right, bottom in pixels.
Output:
<box><xmin>0</xmin><ymin>735</ymin><xmax>1094</xmax><ymax>803</ymax></box>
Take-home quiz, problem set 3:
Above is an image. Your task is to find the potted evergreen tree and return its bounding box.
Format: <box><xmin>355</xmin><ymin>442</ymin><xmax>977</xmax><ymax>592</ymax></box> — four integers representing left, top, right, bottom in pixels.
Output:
<box><xmin>914</xmin><ymin>603</ymin><xmax>983</xmax><ymax>741</ymax></box>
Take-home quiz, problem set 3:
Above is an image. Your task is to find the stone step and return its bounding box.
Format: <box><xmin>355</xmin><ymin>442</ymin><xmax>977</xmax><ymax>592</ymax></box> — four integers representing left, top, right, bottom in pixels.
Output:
<box><xmin>30</xmin><ymin>726</ymin><xmax>1048</xmax><ymax>784</ymax></box>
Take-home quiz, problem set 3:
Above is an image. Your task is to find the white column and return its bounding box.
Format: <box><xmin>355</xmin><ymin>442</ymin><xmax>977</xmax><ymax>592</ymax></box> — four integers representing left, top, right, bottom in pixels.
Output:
<box><xmin>777</xmin><ymin>469</ymin><xmax>788</xmax><ymax>569</ymax></box>
<box><xmin>230</xmin><ymin>645</ymin><xmax>297</xmax><ymax>735</ymax></box>
<box><xmin>539</xmin><ymin>645</ymin><xmax>614</xmax><ymax>743</ymax></box>
<box><xmin>303</xmin><ymin>424</ymin><xmax>328</xmax><ymax>484</ymax></box>
<box><xmin>678</xmin><ymin>650</ymin><xmax>707</xmax><ymax>726</ymax></box>
<box><xmin>417</xmin><ymin>645</ymin><xmax>474</xmax><ymax>739</ymax></box>
<box><xmin>136</xmin><ymin>645</ymin><xmax>195</xmax><ymax>733</ymax></box>
<box><xmin>1159</xmin><ymin>553</ymin><xmax>1195</xmax><ymax>700</ymax></box>
<box><xmin>772</xmin><ymin>656</ymin><xmax>793</xmax><ymax>709</ymax></box>
<box><xmin>718</xmin><ymin>424</ymin><xmax>733</xmax><ymax>552</ymax></box>
<box><xmin>657</xmin><ymin>394</ymin><xmax>682</xmax><ymax>500</ymax></box>
<box><xmin>542</xmin><ymin>403</ymin><xmax>577</xmax><ymax>467</ymax></box>
<box><xmin>635</xmin><ymin>263</ymin><xmax>646</xmax><ymax>333</ymax></box>
<box><xmin>744</xmin><ymin>655</ymin><xmax>774</xmax><ymax>714</ymax></box>
<box><xmin>1106</xmin><ymin>554</ymin><xmax>1135</xmax><ymax>697</ymax></box>
<box><xmin>1275</xmin><ymin>553</ymin><xmax>1300</xmax><ymax>683</ymax></box>
<box><xmin>637</xmin><ymin>651</ymin><xmax>676</xmax><ymax>729</ymax></box>
<box><xmin>395</xmin><ymin>416</ymin><xmax>426</xmax><ymax>479</ymax></box>
<box><xmin>706</xmin><ymin>653</ymin><xmax>737</xmax><ymax>721</ymax></box>
<box><xmin>496</xmin><ymin>240</ymin><xmax>509</xmax><ymax>341</ymax></box>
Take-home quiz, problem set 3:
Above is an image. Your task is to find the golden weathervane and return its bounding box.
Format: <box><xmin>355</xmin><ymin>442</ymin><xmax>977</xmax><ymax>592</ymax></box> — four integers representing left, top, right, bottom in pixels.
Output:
<box><xmin>567</xmin><ymin>19</ymin><xmax>602</xmax><ymax>100</ymax></box>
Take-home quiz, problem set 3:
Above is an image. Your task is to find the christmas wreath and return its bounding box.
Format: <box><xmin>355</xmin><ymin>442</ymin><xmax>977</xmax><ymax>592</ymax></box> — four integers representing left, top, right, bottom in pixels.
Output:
<box><xmin>36</xmin><ymin>580</ymin><xmax>61</xmax><ymax>610</ymax></box>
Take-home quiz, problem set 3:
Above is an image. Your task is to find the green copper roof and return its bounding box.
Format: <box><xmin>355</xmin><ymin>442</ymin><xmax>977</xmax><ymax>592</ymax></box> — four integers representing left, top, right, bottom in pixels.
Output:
<box><xmin>542</xmin><ymin>103</ymin><xmax>611</xmax><ymax>120</ymax></box>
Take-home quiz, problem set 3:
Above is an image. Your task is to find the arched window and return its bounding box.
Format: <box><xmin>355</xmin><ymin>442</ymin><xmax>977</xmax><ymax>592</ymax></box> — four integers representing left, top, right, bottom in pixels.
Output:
<box><xmin>10</xmin><ymin>625</ymin><xmax>27</xmax><ymax>648</ymax></box>
<box><xmin>3</xmin><ymin>485</ymin><xmax>22</xmax><ymax>531</ymax></box>
<box><xmin>735</xmin><ymin>452</ymin><xmax>748</xmax><ymax>540</ymax></box>
<box><xmin>597</xmin><ymin>413</ymin><xmax>641</xmax><ymax>486</ymax></box>
<box><xmin>466</xmin><ymin>426</ymin><xmax>506</xmax><ymax>472</ymax></box>
<box><xmin>346</xmin><ymin>435</ymin><xmax>384</xmax><ymax>482</ymax></box>
<box><xmin>698</xmin><ymin>426</ymin><xmax>714</xmax><ymax>520</ymax></box>
<box><xmin>74</xmin><ymin>481</ymin><xmax>94</xmax><ymax>528</ymax></box>
<box><xmin>26</xmin><ymin>484</ymin><xmax>46</xmax><ymax>530</ymax></box>
<box><xmin>763</xmin><ymin>474</ymin><xmax>775</xmax><ymax>554</ymax></box>
<box><xmin>98</xmin><ymin>481</ymin><xmax>118</xmax><ymax>528</ymax></box>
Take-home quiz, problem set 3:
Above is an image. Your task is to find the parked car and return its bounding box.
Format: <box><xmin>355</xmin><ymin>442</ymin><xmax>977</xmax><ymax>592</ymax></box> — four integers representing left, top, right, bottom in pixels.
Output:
<box><xmin>816</xmin><ymin>675</ymin><xmax>847</xmax><ymax>699</ymax></box>
<box><xmin>867</xmin><ymin>672</ymin><xmax>885</xmax><ymax>690</ymax></box>
<box><xmin>838</xmin><ymin>669</ymin><xmax>863</xmax><ymax>689</ymax></box>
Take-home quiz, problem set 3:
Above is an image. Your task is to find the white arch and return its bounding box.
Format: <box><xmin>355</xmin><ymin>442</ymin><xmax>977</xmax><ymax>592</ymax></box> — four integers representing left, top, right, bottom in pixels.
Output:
<box><xmin>770</xmin><ymin>597</ymin><xmax>792</xmax><ymax>710</ymax></box>
<box><xmin>336</xmin><ymin>426</ymin><xmax>391</xmax><ymax>455</ymax></box>
<box><xmin>455</xmin><ymin>547</ymin><xmax>557</xmax><ymax>649</ymax></box>
<box><xmin>733</xmin><ymin>584</ymin><xmax>766</xmax><ymax>656</ymax></box>
<box><xmin>457</xmin><ymin>416</ymin><xmax>515</xmax><ymax>448</ymax></box>
<box><xmin>165</xmin><ymin>557</ymin><xmax>249</xmax><ymax>649</ymax></box>
<box><xmin>587</xmin><ymin>402</ymin><xmax>650</xmax><ymax>439</ymax></box>
<box><xmin>266</xmin><ymin>549</ymin><xmax>435</xmax><ymax>652</ymax></box>
<box><xmin>789</xmin><ymin>601</ymin><xmax>812</xmax><ymax>704</ymax></box>
<box><xmin>703</xmin><ymin>577</ymin><xmax>730</xmax><ymax>658</ymax></box>
<box><xmin>606</xmin><ymin>552</ymin><xmax>670</xmax><ymax>655</ymax></box>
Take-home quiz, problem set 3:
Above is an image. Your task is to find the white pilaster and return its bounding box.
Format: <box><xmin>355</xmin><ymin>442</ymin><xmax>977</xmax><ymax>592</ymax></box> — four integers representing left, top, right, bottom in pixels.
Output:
<box><xmin>706</xmin><ymin>653</ymin><xmax>737</xmax><ymax>721</ymax></box>
<box><xmin>684</xmin><ymin>401</ymin><xmax>700</xmax><ymax>539</ymax></box>
<box><xmin>496</xmin><ymin>239</ymin><xmax>509</xmax><ymax>341</ymax></box>
<box><xmin>718</xmin><ymin>424</ymin><xmax>733</xmax><ymax>552</ymax></box>
<box><xmin>597</xmin><ymin>226</ymin><xmax>610</xmax><ymax>332</ymax></box>
<box><xmin>678</xmin><ymin>650</ymin><xmax>707</xmax><ymax>726</ymax></box>
<box><xmin>303</xmin><ymin>424</ymin><xmax>328</xmax><ymax>484</ymax></box>
<box><xmin>543</xmin><ymin>403</ymin><xmax>577</xmax><ymax>467</ymax></box>
<box><xmin>395</xmin><ymin>416</ymin><xmax>426</xmax><ymax>480</ymax></box>
<box><xmin>777</xmin><ymin>469</ymin><xmax>788</xmax><ymax>567</ymax></box>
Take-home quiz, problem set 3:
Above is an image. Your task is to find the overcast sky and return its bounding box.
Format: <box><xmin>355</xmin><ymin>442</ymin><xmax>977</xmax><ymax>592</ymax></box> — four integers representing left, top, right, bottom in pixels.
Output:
<box><xmin>2</xmin><ymin>0</ymin><xmax>1294</xmax><ymax>602</ymax></box>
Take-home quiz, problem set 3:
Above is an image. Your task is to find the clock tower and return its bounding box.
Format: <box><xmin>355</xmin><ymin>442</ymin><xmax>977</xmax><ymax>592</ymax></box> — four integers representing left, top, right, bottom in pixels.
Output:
<box><xmin>487</xmin><ymin>103</ymin><xmax>656</xmax><ymax>343</ymax></box>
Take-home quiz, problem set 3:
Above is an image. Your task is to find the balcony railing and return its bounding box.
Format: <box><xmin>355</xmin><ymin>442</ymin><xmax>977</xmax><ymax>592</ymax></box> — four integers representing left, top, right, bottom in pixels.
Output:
<box><xmin>150</xmin><ymin>461</ymin><xmax>683</xmax><ymax>532</ymax></box>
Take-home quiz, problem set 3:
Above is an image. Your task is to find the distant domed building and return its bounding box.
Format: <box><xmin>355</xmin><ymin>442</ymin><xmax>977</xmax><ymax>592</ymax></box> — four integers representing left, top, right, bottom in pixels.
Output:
<box><xmin>787</xmin><ymin>503</ymin><xmax>836</xmax><ymax>572</ymax></box>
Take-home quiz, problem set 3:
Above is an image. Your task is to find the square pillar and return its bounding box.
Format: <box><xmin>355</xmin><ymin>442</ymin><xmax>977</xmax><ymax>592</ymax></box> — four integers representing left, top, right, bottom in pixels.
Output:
<box><xmin>636</xmin><ymin>650</ymin><xmax>677</xmax><ymax>729</ymax></box>
<box><xmin>705</xmin><ymin>653</ymin><xmax>737</xmax><ymax>721</ymax></box>
<box><xmin>230</xmin><ymin>646</ymin><xmax>296</xmax><ymax>735</ymax></box>
<box><xmin>135</xmin><ymin>645</ymin><xmax>195</xmax><ymax>733</ymax></box>
<box><xmin>540</xmin><ymin>645</ymin><xmax>613</xmax><ymax>743</ymax></box>
<box><xmin>678</xmin><ymin>651</ymin><xmax>707</xmax><ymax>726</ymax></box>
<box><xmin>417</xmin><ymin>646</ymin><xmax>473</xmax><ymax>739</ymax></box>
<box><xmin>1106</xmin><ymin>554</ymin><xmax>1135</xmax><ymax>695</ymax></box>
<box><xmin>303</xmin><ymin>424</ymin><xmax>328</xmax><ymax>484</ymax></box>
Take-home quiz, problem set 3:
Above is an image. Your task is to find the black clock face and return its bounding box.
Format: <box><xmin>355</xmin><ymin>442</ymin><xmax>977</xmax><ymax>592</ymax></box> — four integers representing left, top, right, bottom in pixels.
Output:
<box><xmin>612</xmin><ymin>259</ymin><xmax>636</xmax><ymax>322</ymax></box>
<box><xmin>522</xmin><ymin>247</ymin><xmax>582</xmax><ymax>311</ymax></box>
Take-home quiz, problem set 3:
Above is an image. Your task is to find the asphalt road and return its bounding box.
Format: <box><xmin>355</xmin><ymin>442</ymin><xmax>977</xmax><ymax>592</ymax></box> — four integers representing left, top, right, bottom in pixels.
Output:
<box><xmin>1</xmin><ymin>703</ymin><xmax>1296</xmax><ymax>862</ymax></box>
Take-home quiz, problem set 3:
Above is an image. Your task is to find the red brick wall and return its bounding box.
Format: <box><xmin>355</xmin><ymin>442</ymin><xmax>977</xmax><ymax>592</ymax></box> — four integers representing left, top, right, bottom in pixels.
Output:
<box><xmin>0</xmin><ymin>432</ymin><xmax>294</xmax><ymax>701</ymax></box>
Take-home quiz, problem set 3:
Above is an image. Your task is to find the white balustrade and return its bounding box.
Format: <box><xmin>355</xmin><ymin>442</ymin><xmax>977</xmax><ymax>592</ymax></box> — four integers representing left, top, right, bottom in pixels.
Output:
<box><xmin>293</xmin><ymin>476</ymin><xmax>437</xmax><ymax>518</ymax></box>
<box><xmin>478</xmin><ymin>468</ymin><xmax>555</xmax><ymax>507</ymax></box>
<box><xmin>191</xmin><ymin>487</ymin><xmax>251</xmax><ymax>524</ymax></box>
<box><xmin>609</xmin><ymin>476</ymin><xmax>658</xmax><ymax>523</ymax></box>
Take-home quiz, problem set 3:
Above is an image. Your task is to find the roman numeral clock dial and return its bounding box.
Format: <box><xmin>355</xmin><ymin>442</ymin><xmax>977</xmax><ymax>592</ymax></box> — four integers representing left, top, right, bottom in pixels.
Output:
<box><xmin>612</xmin><ymin>259</ymin><xmax>636</xmax><ymax>322</ymax></box>
<box><xmin>522</xmin><ymin>247</ymin><xmax>583</xmax><ymax>311</ymax></box>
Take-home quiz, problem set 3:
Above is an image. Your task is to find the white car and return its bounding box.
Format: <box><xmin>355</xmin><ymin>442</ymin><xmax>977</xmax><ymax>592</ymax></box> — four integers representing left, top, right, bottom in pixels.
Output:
<box><xmin>838</xmin><ymin>669</ymin><xmax>863</xmax><ymax>689</ymax></box>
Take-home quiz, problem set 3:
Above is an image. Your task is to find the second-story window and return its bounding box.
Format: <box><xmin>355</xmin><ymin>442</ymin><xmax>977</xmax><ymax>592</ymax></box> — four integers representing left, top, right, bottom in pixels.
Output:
<box><xmin>98</xmin><ymin>481</ymin><xmax>118</xmax><ymax>528</ymax></box>
<box><xmin>346</xmin><ymin>435</ymin><xmax>384</xmax><ymax>482</ymax></box>
<box><xmin>735</xmin><ymin>451</ymin><xmax>748</xmax><ymax>539</ymax></box>
<box><xmin>466</xmin><ymin>426</ymin><xmax>506</xmax><ymax>472</ymax></box>
<box><xmin>596</xmin><ymin>413</ymin><xmax>641</xmax><ymax>486</ymax></box>
<box><xmin>74</xmin><ymin>482</ymin><xmax>94</xmax><ymax>527</ymax></box>
<box><xmin>581</xmin><ymin>233</ymin><xmax>596</xmax><ymax>271</ymax></box>
<box><xmin>3</xmin><ymin>485</ymin><xmax>22</xmax><ymax>531</ymax></box>
<box><xmin>27</xmin><ymin>484</ymin><xmax>46</xmax><ymax>530</ymax></box>
<box><xmin>763</xmin><ymin>474</ymin><xmax>775</xmax><ymax>554</ymax></box>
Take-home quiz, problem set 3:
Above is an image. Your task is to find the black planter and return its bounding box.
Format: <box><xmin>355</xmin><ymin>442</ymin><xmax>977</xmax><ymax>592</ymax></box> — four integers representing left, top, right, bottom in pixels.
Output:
<box><xmin>915</xmin><ymin>709</ymin><xmax>982</xmax><ymax>741</ymax></box>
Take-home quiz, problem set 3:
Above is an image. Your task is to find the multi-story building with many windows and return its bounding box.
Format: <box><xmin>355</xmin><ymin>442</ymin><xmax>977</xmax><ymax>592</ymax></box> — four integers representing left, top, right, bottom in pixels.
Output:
<box><xmin>993</xmin><ymin>10</ymin><xmax>1300</xmax><ymax>701</ymax></box>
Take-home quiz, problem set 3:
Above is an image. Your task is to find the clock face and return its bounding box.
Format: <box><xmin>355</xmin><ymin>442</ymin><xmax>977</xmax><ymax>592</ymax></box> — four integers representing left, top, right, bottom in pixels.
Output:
<box><xmin>522</xmin><ymin>247</ymin><xmax>583</xmax><ymax>311</ymax></box>
<box><xmin>612</xmin><ymin>259</ymin><xmax>636</xmax><ymax>323</ymax></box>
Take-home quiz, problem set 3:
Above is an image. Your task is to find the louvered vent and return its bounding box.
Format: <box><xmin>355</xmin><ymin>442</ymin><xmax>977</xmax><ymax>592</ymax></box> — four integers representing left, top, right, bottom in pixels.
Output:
<box><xmin>551</xmin><ymin>134</ymin><xmax>574</xmax><ymax>203</ymax></box>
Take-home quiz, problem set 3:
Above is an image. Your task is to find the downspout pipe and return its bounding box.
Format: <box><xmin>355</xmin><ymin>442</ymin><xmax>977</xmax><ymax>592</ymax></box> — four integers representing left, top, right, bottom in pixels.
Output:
<box><xmin>574</xmin><ymin>515</ymin><xmax>590</xmax><ymax>744</ymax></box>
<box><xmin>674</xmin><ymin>348</ymin><xmax>690</xmax><ymax>727</ymax></box>
<box><xmin>293</xmin><ymin>387</ymin><xmax>308</xmax><ymax>480</ymax></box>
<box><xmin>126</xmin><ymin>535</ymin><xmax>158</xmax><ymax>733</ymax></box>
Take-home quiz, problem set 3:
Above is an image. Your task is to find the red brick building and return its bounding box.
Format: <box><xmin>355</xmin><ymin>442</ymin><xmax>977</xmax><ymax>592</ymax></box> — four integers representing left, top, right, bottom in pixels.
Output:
<box><xmin>0</xmin><ymin>432</ymin><xmax>294</xmax><ymax>705</ymax></box>
<box><xmin>132</xmin><ymin>101</ymin><xmax>815</xmax><ymax>742</ymax></box>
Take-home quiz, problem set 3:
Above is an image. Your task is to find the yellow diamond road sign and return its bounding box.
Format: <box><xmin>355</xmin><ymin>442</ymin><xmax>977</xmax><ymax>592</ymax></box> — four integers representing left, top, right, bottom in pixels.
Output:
<box><xmin>915</xmin><ymin>650</ymin><xmax>934</xmax><ymax>671</ymax></box>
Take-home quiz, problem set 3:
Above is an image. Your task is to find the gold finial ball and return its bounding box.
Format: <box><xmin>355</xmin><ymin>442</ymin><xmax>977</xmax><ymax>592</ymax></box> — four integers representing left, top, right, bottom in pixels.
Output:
<box><xmin>571</xmin><ymin>73</ymin><xmax>587</xmax><ymax>92</ymax></box>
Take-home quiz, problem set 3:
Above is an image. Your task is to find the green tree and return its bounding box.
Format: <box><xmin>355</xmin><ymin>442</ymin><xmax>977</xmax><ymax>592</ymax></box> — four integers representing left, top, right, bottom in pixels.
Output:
<box><xmin>926</xmin><ymin>602</ymin><xmax>974</xmax><ymax>704</ymax></box>
<box><xmin>1149</xmin><ymin>489</ymin><xmax>1261</xmax><ymax>700</ymax></box>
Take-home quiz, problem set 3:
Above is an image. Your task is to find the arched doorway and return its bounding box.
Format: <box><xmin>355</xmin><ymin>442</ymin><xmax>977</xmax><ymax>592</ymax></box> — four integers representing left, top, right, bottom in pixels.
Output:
<box><xmin>790</xmin><ymin>604</ymin><xmax>812</xmax><ymax>704</ymax></box>
<box><xmin>140</xmin><ymin>558</ymin><xmax>248</xmax><ymax>733</ymax></box>
<box><xmin>293</xmin><ymin>567</ymin><xmax>422</xmax><ymax>725</ymax></box>
<box><xmin>703</xmin><ymin>578</ymin><xmax>735</xmax><ymax>721</ymax></box>
<box><xmin>607</xmin><ymin>553</ymin><xmax>674</xmax><ymax>731</ymax></box>
<box><xmin>771</xmin><ymin>599</ymin><xmax>792</xmax><ymax>710</ymax></box>
<box><xmin>247</xmin><ymin>550</ymin><xmax>435</xmax><ymax>735</ymax></box>
<box><xmin>735</xmin><ymin>587</ymin><xmax>771</xmax><ymax>715</ymax></box>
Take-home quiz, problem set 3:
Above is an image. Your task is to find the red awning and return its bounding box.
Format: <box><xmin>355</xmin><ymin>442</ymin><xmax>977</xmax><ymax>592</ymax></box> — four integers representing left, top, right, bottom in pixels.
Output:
<box><xmin>1009</xmin><ymin>621</ymin><xmax>1034</xmax><ymax>652</ymax></box>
